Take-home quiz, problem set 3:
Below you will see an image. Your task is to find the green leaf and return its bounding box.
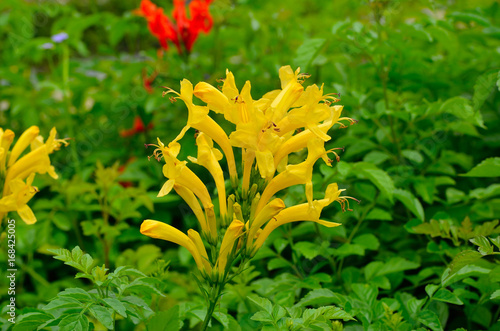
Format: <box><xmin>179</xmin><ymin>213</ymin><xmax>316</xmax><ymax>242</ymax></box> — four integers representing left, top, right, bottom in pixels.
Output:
<box><xmin>293</xmin><ymin>38</ymin><xmax>326</xmax><ymax>71</ymax></box>
<box><xmin>433</xmin><ymin>288</ymin><xmax>463</xmax><ymax>305</ymax></box>
<box><xmin>332</xmin><ymin>243</ymin><xmax>365</xmax><ymax>257</ymax></box>
<box><xmin>43</xmin><ymin>297</ymin><xmax>82</xmax><ymax>311</ymax></box>
<box><xmin>58</xmin><ymin>314</ymin><xmax>89</xmax><ymax>331</ymax></box>
<box><xmin>439</xmin><ymin>96</ymin><xmax>484</xmax><ymax>128</ymax></box>
<box><xmin>470</xmin><ymin>236</ymin><xmax>494</xmax><ymax>255</ymax></box>
<box><xmin>418</xmin><ymin>309</ymin><xmax>443</xmax><ymax>331</ymax></box>
<box><xmin>13</xmin><ymin>312</ymin><xmax>54</xmax><ymax>331</ymax></box>
<box><xmin>353</xmin><ymin>234</ymin><xmax>380</xmax><ymax>250</ymax></box>
<box><xmin>402</xmin><ymin>150</ymin><xmax>424</xmax><ymax>164</ymax></box>
<box><xmin>59</xmin><ymin>288</ymin><xmax>93</xmax><ymax>302</ymax></box>
<box><xmin>461</xmin><ymin>157</ymin><xmax>500</xmax><ymax>177</ymax></box>
<box><xmin>250</xmin><ymin>311</ymin><xmax>273</xmax><ymax>323</ymax></box>
<box><xmin>295</xmin><ymin>241</ymin><xmax>320</xmax><ymax>260</ymax></box>
<box><xmin>267</xmin><ymin>257</ymin><xmax>290</xmax><ymax>270</ymax></box>
<box><xmin>442</xmin><ymin>264</ymin><xmax>490</xmax><ymax>287</ymax></box>
<box><xmin>148</xmin><ymin>306</ymin><xmax>182</xmax><ymax>331</ymax></box>
<box><xmin>365</xmin><ymin>208</ymin><xmax>393</xmax><ymax>221</ymax></box>
<box><xmin>89</xmin><ymin>305</ymin><xmax>114</xmax><ymax>330</ymax></box>
<box><xmin>490</xmin><ymin>289</ymin><xmax>500</xmax><ymax>300</ymax></box>
<box><xmin>473</xmin><ymin>71</ymin><xmax>498</xmax><ymax>110</ymax></box>
<box><xmin>248</xmin><ymin>295</ymin><xmax>273</xmax><ymax>314</ymax></box>
<box><xmin>356</xmin><ymin>162</ymin><xmax>395</xmax><ymax>202</ymax></box>
<box><xmin>394</xmin><ymin>189</ymin><xmax>425</xmax><ymax>221</ymax></box>
<box><xmin>103</xmin><ymin>298</ymin><xmax>127</xmax><ymax>317</ymax></box>
<box><xmin>323</xmin><ymin>307</ymin><xmax>356</xmax><ymax>321</ymax></box>
<box><xmin>295</xmin><ymin>289</ymin><xmax>345</xmax><ymax>307</ymax></box>
<box><xmin>376</xmin><ymin>257</ymin><xmax>420</xmax><ymax>276</ymax></box>
<box><xmin>425</xmin><ymin>284</ymin><xmax>439</xmax><ymax>298</ymax></box>
<box><xmin>363</xmin><ymin>151</ymin><xmax>391</xmax><ymax>165</ymax></box>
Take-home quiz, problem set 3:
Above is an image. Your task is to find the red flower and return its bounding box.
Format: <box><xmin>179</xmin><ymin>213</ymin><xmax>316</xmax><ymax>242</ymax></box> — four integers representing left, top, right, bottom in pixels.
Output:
<box><xmin>135</xmin><ymin>0</ymin><xmax>214</xmax><ymax>54</ymax></box>
<box><xmin>143</xmin><ymin>69</ymin><xmax>158</xmax><ymax>94</ymax></box>
<box><xmin>120</xmin><ymin>116</ymin><xmax>154</xmax><ymax>138</ymax></box>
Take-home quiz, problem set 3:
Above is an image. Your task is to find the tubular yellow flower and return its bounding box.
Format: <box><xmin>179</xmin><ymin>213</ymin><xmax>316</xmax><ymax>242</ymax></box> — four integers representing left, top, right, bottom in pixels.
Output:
<box><xmin>160</xmin><ymin>152</ymin><xmax>213</xmax><ymax>210</ymax></box>
<box><xmin>0</xmin><ymin>129</ymin><xmax>15</xmax><ymax>172</ymax></box>
<box><xmin>188</xmin><ymin>133</ymin><xmax>227</xmax><ymax>219</ymax></box>
<box><xmin>252</xmin><ymin>183</ymin><xmax>344</xmax><ymax>252</ymax></box>
<box><xmin>193</xmin><ymin>82</ymin><xmax>231</xmax><ymax>114</ymax></box>
<box><xmin>246</xmin><ymin>198</ymin><xmax>285</xmax><ymax>248</ymax></box>
<box><xmin>241</xmin><ymin>148</ymin><xmax>255</xmax><ymax>192</ymax></box>
<box><xmin>167</xmin><ymin>79</ymin><xmax>238</xmax><ymax>185</ymax></box>
<box><xmin>256</xmin><ymin>138</ymin><xmax>330</xmax><ymax>214</ymax></box>
<box><xmin>0</xmin><ymin>173</ymin><xmax>38</xmax><ymax>224</ymax></box>
<box><xmin>273</xmin><ymin>105</ymin><xmax>344</xmax><ymax>168</ymax></box>
<box><xmin>217</xmin><ymin>219</ymin><xmax>244</xmax><ymax>275</ymax></box>
<box><xmin>7</xmin><ymin>126</ymin><xmax>40</xmax><ymax>167</ymax></box>
<box><xmin>172</xmin><ymin>183</ymin><xmax>210</xmax><ymax>238</ymax></box>
<box><xmin>188</xmin><ymin>229</ymin><xmax>212</xmax><ymax>274</ymax></box>
<box><xmin>140</xmin><ymin>220</ymin><xmax>208</xmax><ymax>274</ymax></box>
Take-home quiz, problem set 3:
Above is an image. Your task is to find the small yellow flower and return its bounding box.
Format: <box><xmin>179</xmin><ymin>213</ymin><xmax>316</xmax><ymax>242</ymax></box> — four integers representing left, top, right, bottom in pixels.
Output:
<box><xmin>0</xmin><ymin>126</ymin><xmax>67</xmax><ymax>224</ymax></box>
<box><xmin>216</xmin><ymin>219</ymin><xmax>244</xmax><ymax>276</ymax></box>
<box><xmin>141</xmin><ymin>220</ymin><xmax>210</xmax><ymax>275</ymax></box>
<box><xmin>251</xmin><ymin>183</ymin><xmax>345</xmax><ymax>252</ymax></box>
<box><xmin>188</xmin><ymin>133</ymin><xmax>227</xmax><ymax>219</ymax></box>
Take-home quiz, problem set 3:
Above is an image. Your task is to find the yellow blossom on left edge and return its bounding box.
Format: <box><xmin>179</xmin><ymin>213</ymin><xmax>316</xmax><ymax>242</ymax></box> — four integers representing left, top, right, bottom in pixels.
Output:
<box><xmin>0</xmin><ymin>126</ymin><xmax>68</xmax><ymax>224</ymax></box>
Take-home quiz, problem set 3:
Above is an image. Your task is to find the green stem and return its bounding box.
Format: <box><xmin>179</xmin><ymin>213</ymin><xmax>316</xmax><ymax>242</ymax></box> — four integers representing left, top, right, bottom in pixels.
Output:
<box><xmin>201</xmin><ymin>284</ymin><xmax>223</xmax><ymax>331</ymax></box>
<box><xmin>61</xmin><ymin>44</ymin><xmax>81</xmax><ymax>175</ymax></box>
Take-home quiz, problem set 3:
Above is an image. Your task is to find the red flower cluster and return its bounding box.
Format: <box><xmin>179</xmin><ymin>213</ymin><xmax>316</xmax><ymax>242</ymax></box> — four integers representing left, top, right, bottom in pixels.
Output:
<box><xmin>135</xmin><ymin>0</ymin><xmax>214</xmax><ymax>54</ymax></box>
<box><xmin>120</xmin><ymin>117</ymin><xmax>154</xmax><ymax>138</ymax></box>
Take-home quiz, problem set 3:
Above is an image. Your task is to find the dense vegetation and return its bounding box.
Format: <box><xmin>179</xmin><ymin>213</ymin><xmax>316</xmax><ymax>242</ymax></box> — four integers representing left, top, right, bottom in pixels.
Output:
<box><xmin>1</xmin><ymin>0</ymin><xmax>499</xmax><ymax>330</ymax></box>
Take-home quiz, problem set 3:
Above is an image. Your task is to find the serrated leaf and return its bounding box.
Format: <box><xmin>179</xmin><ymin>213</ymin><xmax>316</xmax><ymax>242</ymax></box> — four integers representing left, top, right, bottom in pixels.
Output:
<box><xmin>103</xmin><ymin>298</ymin><xmax>127</xmax><ymax>317</ymax></box>
<box><xmin>59</xmin><ymin>288</ymin><xmax>93</xmax><ymax>302</ymax></box>
<box><xmin>148</xmin><ymin>305</ymin><xmax>182</xmax><ymax>331</ymax></box>
<box><xmin>425</xmin><ymin>284</ymin><xmax>439</xmax><ymax>298</ymax></box>
<box><xmin>376</xmin><ymin>257</ymin><xmax>420</xmax><ymax>276</ymax></box>
<box><xmin>89</xmin><ymin>305</ymin><xmax>114</xmax><ymax>330</ymax></box>
<box><xmin>433</xmin><ymin>288</ymin><xmax>463</xmax><ymax>305</ymax></box>
<box><xmin>394</xmin><ymin>189</ymin><xmax>425</xmax><ymax>221</ymax></box>
<box><xmin>295</xmin><ymin>289</ymin><xmax>344</xmax><ymax>307</ymax></box>
<box><xmin>461</xmin><ymin>157</ymin><xmax>500</xmax><ymax>177</ymax></box>
<box><xmin>418</xmin><ymin>309</ymin><xmax>443</xmax><ymax>331</ymax></box>
<box><xmin>473</xmin><ymin>71</ymin><xmax>497</xmax><ymax>110</ymax></box>
<box><xmin>442</xmin><ymin>264</ymin><xmax>490</xmax><ymax>287</ymax></box>
<box><xmin>248</xmin><ymin>295</ymin><xmax>273</xmax><ymax>314</ymax></box>
<box><xmin>332</xmin><ymin>243</ymin><xmax>365</xmax><ymax>257</ymax></box>
<box><xmin>294</xmin><ymin>241</ymin><xmax>320</xmax><ymax>260</ymax></box>
<box><xmin>353</xmin><ymin>234</ymin><xmax>380</xmax><ymax>250</ymax></box>
<box><xmin>267</xmin><ymin>257</ymin><xmax>290</xmax><ymax>270</ymax></box>
<box><xmin>470</xmin><ymin>236</ymin><xmax>494</xmax><ymax>255</ymax></box>
<box><xmin>43</xmin><ymin>297</ymin><xmax>82</xmax><ymax>311</ymax></box>
<box><xmin>356</xmin><ymin>162</ymin><xmax>395</xmax><ymax>202</ymax></box>
<box><xmin>491</xmin><ymin>289</ymin><xmax>500</xmax><ymax>300</ymax></box>
<box><xmin>13</xmin><ymin>312</ymin><xmax>54</xmax><ymax>331</ymax></box>
<box><xmin>323</xmin><ymin>306</ymin><xmax>356</xmax><ymax>321</ymax></box>
<box><xmin>58</xmin><ymin>314</ymin><xmax>89</xmax><ymax>331</ymax></box>
<box><xmin>250</xmin><ymin>310</ymin><xmax>273</xmax><ymax>323</ymax></box>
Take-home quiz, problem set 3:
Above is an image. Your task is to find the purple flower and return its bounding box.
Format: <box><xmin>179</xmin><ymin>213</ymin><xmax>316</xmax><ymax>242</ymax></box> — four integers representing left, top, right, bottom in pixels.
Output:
<box><xmin>51</xmin><ymin>32</ymin><xmax>68</xmax><ymax>43</ymax></box>
<box><xmin>41</xmin><ymin>42</ymin><xmax>54</xmax><ymax>49</ymax></box>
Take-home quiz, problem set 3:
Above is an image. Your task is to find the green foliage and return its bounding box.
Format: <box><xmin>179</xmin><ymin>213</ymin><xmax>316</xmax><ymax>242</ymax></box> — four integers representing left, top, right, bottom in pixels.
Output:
<box><xmin>1</xmin><ymin>0</ymin><xmax>499</xmax><ymax>330</ymax></box>
<box><xmin>14</xmin><ymin>246</ymin><xmax>164</xmax><ymax>330</ymax></box>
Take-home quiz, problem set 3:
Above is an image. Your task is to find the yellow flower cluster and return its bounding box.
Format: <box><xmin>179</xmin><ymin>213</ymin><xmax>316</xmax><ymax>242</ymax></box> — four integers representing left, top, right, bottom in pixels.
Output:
<box><xmin>0</xmin><ymin>126</ymin><xmax>68</xmax><ymax>224</ymax></box>
<box><xmin>141</xmin><ymin>66</ymin><xmax>356</xmax><ymax>282</ymax></box>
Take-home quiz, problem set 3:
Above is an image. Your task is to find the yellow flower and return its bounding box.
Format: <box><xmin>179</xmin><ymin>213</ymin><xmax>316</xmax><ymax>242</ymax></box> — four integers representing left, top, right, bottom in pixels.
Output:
<box><xmin>188</xmin><ymin>133</ymin><xmax>227</xmax><ymax>219</ymax></box>
<box><xmin>0</xmin><ymin>126</ymin><xmax>67</xmax><ymax>224</ymax></box>
<box><xmin>217</xmin><ymin>219</ymin><xmax>244</xmax><ymax>276</ymax></box>
<box><xmin>251</xmin><ymin>183</ymin><xmax>344</xmax><ymax>252</ymax></box>
<box><xmin>0</xmin><ymin>174</ymin><xmax>38</xmax><ymax>224</ymax></box>
<box><xmin>166</xmin><ymin>79</ymin><xmax>238</xmax><ymax>184</ymax></box>
<box><xmin>141</xmin><ymin>220</ymin><xmax>210</xmax><ymax>275</ymax></box>
<box><xmin>255</xmin><ymin>138</ymin><xmax>333</xmax><ymax>215</ymax></box>
<box><xmin>246</xmin><ymin>198</ymin><xmax>285</xmax><ymax>248</ymax></box>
